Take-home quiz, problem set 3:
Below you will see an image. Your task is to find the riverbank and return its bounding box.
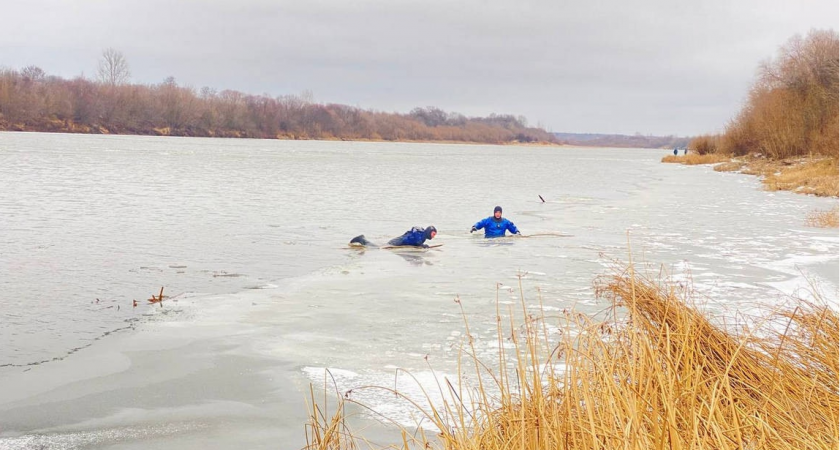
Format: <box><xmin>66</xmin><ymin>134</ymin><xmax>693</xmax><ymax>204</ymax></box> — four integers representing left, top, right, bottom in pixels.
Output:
<box><xmin>663</xmin><ymin>154</ymin><xmax>838</xmax><ymax>197</ymax></box>
<box><xmin>662</xmin><ymin>154</ymin><xmax>839</xmax><ymax>227</ymax></box>
<box><xmin>0</xmin><ymin>122</ymin><xmax>561</xmax><ymax>147</ymax></box>
<box><xmin>0</xmin><ymin>68</ymin><xmax>559</xmax><ymax>146</ymax></box>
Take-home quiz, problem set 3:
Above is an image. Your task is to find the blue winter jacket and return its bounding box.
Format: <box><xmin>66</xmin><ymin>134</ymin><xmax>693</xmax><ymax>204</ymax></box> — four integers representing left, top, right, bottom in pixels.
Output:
<box><xmin>387</xmin><ymin>227</ymin><xmax>430</xmax><ymax>247</ymax></box>
<box><xmin>474</xmin><ymin>217</ymin><xmax>519</xmax><ymax>238</ymax></box>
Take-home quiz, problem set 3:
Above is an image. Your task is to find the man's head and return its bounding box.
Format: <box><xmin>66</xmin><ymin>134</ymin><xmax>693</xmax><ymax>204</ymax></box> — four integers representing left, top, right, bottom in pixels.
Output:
<box><xmin>493</xmin><ymin>206</ymin><xmax>502</xmax><ymax>219</ymax></box>
<box><xmin>425</xmin><ymin>226</ymin><xmax>437</xmax><ymax>240</ymax></box>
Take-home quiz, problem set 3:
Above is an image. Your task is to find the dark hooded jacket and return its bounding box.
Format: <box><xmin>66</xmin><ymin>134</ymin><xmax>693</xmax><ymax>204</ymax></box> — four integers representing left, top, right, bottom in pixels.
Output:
<box><xmin>387</xmin><ymin>226</ymin><xmax>436</xmax><ymax>247</ymax></box>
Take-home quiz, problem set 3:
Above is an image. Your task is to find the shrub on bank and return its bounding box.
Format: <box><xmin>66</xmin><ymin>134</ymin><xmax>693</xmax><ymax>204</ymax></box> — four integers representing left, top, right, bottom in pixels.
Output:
<box><xmin>688</xmin><ymin>30</ymin><xmax>839</xmax><ymax>160</ymax></box>
<box><xmin>688</xmin><ymin>134</ymin><xmax>720</xmax><ymax>155</ymax></box>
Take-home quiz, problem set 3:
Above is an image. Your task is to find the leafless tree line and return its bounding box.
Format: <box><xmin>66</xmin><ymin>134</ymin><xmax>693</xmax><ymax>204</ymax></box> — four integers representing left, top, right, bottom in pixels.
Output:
<box><xmin>0</xmin><ymin>52</ymin><xmax>556</xmax><ymax>144</ymax></box>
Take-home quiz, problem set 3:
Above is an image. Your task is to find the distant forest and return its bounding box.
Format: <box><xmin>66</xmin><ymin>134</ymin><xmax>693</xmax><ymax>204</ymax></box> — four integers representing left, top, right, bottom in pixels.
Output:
<box><xmin>0</xmin><ymin>54</ymin><xmax>558</xmax><ymax>145</ymax></box>
<box><xmin>554</xmin><ymin>132</ymin><xmax>690</xmax><ymax>149</ymax></box>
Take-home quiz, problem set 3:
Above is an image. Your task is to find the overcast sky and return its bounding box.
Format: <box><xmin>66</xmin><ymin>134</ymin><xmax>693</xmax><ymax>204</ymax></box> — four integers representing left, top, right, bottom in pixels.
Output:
<box><xmin>2</xmin><ymin>0</ymin><xmax>837</xmax><ymax>135</ymax></box>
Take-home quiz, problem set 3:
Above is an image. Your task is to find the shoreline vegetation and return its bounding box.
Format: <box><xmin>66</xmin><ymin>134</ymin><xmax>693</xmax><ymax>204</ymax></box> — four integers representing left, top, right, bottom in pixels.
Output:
<box><xmin>685</xmin><ymin>29</ymin><xmax>838</xmax><ymax>161</ymax></box>
<box><xmin>306</xmin><ymin>268</ymin><xmax>839</xmax><ymax>450</ymax></box>
<box><xmin>663</xmin><ymin>154</ymin><xmax>839</xmax><ymax>197</ymax></box>
<box><xmin>663</xmin><ymin>154</ymin><xmax>839</xmax><ymax>228</ymax></box>
<box><xmin>663</xmin><ymin>29</ymin><xmax>839</xmax><ymax>226</ymax></box>
<box><xmin>0</xmin><ymin>65</ymin><xmax>558</xmax><ymax>145</ymax></box>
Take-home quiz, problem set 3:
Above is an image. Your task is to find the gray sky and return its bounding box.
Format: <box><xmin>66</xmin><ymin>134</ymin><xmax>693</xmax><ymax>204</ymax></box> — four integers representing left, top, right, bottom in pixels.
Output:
<box><xmin>2</xmin><ymin>0</ymin><xmax>837</xmax><ymax>135</ymax></box>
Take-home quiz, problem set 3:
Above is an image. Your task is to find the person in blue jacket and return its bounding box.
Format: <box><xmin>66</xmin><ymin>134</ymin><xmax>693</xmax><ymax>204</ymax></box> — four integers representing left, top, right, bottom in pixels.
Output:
<box><xmin>471</xmin><ymin>206</ymin><xmax>520</xmax><ymax>238</ymax></box>
<box><xmin>350</xmin><ymin>226</ymin><xmax>437</xmax><ymax>248</ymax></box>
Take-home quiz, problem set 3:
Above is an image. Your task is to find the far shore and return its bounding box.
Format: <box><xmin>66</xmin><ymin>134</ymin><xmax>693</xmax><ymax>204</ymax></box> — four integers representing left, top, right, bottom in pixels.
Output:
<box><xmin>0</xmin><ymin>125</ymin><xmax>564</xmax><ymax>147</ymax></box>
<box><xmin>2</xmin><ymin>127</ymin><xmax>691</xmax><ymax>149</ymax></box>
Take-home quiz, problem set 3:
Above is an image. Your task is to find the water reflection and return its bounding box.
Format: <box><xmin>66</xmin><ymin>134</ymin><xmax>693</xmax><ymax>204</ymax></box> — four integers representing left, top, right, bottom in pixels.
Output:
<box><xmin>391</xmin><ymin>251</ymin><xmax>434</xmax><ymax>266</ymax></box>
<box><xmin>344</xmin><ymin>246</ymin><xmax>435</xmax><ymax>266</ymax></box>
<box><xmin>477</xmin><ymin>239</ymin><xmax>517</xmax><ymax>248</ymax></box>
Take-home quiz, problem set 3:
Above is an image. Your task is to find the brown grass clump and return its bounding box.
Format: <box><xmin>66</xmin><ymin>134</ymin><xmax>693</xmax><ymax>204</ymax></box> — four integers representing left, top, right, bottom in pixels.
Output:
<box><xmin>806</xmin><ymin>207</ymin><xmax>840</xmax><ymax>228</ymax></box>
<box><xmin>714</xmin><ymin>161</ymin><xmax>745</xmax><ymax>172</ymax></box>
<box><xmin>762</xmin><ymin>158</ymin><xmax>839</xmax><ymax>197</ymax></box>
<box><xmin>739</xmin><ymin>157</ymin><xmax>777</xmax><ymax>177</ymax></box>
<box><xmin>662</xmin><ymin>153</ymin><xmax>732</xmax><ymax>165</ymax></box>
<box><xmin>696</xmin><ymin>156</ymin><xmax>838</xmax><ymax>197</ymax></box>
<box><xmin>304</xmin><ymin>268</ymin><xmax>839</xmax><ymax>450</ymax></box>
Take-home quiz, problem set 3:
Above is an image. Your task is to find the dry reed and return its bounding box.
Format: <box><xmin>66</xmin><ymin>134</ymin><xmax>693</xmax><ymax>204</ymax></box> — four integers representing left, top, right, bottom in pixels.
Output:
<box><xmin>713</xmin><ymin>161</ymin><xmax>744</xmax><ymax>172</ymax></box>
<box><xmin>762</xmin><ymin>158</ymin><xmax>839</xmax><ymax>197</ymax></box>
<box><xmin>304</xmin><ymin>266</ymin><xmax>839</xmax><ymax>450</ymax></box>
<box><xmin>689</xmin><ymin>134</ymin><xmax>721</xmax><ymax>155</ymax></box>
<box><xmin>672</xmin><ymin>155</ymin><xmax>838</xmax><ymax>198</ymax></box>
<box><xmin>806</xmin><ymin>207</ymin><xmax>840</xmax><ymax>228</ymax></box>
<box><xmin>661</xmin><ymin>153</ymin><xmax>732</xmax><ymax>165</ymax></box>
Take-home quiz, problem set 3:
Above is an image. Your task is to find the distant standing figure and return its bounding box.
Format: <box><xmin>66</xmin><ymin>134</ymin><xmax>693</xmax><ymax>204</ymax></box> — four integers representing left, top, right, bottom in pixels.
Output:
<box><xmin>471</xmin><ymin>206</ymin><xmax>520</xmax><ymax>238</ymax></box>
<box><xmin>673</xmin><ymin>148</ymin><xmax>678</xmax><ymax>156</ymax></box>
<box><xmin>684</xmin><ymin>148</ymin><xmax>688</xmax><ymax>155</ymax></box>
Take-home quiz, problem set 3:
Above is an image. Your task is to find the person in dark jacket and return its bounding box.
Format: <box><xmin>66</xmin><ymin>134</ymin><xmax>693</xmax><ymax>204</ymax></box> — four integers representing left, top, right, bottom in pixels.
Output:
<box><xmin>387</xmin><ymin>226</ymin><xmax>437</xmax><ymax>247</ymax></box>
<box><xmin>350</xmin><ymin>226</ymin><xmax>437</xmax><ymax>248</ymax></box>
<box><xmin>471</xmin><ymin>206</ymin><xmax>520</xmax><ymax>238</ymax></box>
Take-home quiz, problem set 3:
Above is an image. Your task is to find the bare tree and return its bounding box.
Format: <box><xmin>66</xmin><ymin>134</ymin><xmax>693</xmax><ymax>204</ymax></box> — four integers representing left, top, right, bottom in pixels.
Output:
<box><xmin>97</xmin><ymin>48</ymin><xmax>130</xmax><ymax>85</ymax></box>
<box><xmin>21</xmin><ymin>65</ymin><xmax>46</xmax><ymax>82</ymax></box>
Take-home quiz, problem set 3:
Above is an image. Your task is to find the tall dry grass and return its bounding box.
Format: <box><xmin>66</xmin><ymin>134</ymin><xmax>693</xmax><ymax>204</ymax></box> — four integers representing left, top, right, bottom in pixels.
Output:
<box><xmin>304</xmin><ymin>268</ymin><xmax>839</xmax><ymax>450</ymax></box>
<box><xmin>713</xmin><ymin>161</ymin><xmax>744</xmax><ymax>172</ymax></box>
<box><xmin>688</xmin><ymin>134</ymin><xmax>721</xmax><ymax>155</ymax></box>
<box><xmin>713</xmin><ymin>156</ymin><xmax>838</xmax><ymax>197</ymax></box>
<box><xmin>762</xmin><ymin>158</ymin><xmax>839</xmax><ymax>197</ymax></box>
<box><xmin>661</xmin><ymin>153</ymin><xmax>732</xmax><ymax>165</ymax></box>
<box><xmin>806</xmin><ymin>207</ymin><xmax>840</xmax><ymax>228</ymax></box>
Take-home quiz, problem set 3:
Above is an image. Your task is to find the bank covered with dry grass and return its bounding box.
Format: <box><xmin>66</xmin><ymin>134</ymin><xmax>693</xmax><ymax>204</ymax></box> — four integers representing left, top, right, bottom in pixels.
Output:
<box><xmin>663</xmin><ymin>29</ymin><xmax>838</xmax><ymax>218</ymax></box>
<box><xmin>734</xmin><ymin>157</ymin><xmax>838</xmax><ymax>197</ymax></box>
<box><xmin>664</xmin><ymin>154</ymin><xmax>839</xmax><ymax>197</ymax></box>
<box><xmin>304</xmin><ymin>269</ymin><xmax>839</xmax><ymax>450</ymax></box>
<box><xmin>661</xmin><ymin>153</ymin><xmax>732</xmax><ymax>165</ymax></box>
